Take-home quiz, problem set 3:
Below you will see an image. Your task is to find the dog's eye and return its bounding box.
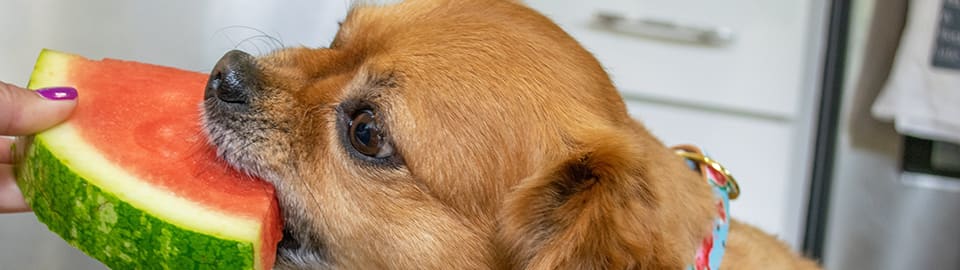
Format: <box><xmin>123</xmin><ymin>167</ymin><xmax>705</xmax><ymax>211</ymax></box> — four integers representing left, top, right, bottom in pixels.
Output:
<box><xmin>348</xmin><ymin>110</ymin><xmax>391</xmax><ymax>158</ymax></box>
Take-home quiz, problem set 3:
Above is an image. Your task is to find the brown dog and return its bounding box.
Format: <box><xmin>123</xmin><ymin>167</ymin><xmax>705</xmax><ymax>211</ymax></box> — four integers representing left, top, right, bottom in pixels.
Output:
<box><xmin>201</xmin><ymin>0</ymin><xmax>821</xmax><ymax>269</ymax></box>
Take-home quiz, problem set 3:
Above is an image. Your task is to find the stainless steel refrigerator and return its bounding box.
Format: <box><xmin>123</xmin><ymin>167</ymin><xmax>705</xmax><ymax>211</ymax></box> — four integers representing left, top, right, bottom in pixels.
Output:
<box><xmin>811</xmin><ymin>0</ymin><xmax>960</xmax><ymax>269</ymax></box>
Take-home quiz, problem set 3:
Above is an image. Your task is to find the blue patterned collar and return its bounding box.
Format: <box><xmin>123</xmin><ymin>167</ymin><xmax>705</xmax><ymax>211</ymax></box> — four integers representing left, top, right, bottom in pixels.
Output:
<box><xmin>674</xmin><ymin>145</ymin><xmax>740</xmax><ymax>270</ymax></box>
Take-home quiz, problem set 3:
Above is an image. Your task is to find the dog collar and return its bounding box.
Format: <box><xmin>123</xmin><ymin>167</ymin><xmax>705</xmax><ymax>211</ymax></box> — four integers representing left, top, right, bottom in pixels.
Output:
<box><xmin>673</xmin><ymin>145</ymin><xmax>740</xmax><ymax>270</ymax></box>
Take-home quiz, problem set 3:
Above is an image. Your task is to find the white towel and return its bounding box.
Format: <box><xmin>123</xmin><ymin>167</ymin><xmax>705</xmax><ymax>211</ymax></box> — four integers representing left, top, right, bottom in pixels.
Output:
<box><xmin>872</xmin><ymin>0</ymin><xmax>960</xmax><ymax>144</ymax></box>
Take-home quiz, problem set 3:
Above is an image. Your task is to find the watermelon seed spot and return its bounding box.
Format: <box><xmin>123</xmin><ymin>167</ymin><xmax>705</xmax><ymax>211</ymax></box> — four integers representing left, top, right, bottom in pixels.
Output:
<box><xmin>96</xmin><ymin>200</ymin><xmax>118</xmax><ymax>233</ymax></box>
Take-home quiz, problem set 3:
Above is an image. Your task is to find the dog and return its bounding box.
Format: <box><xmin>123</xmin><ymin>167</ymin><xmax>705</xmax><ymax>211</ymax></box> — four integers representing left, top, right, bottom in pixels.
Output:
<box><xmin>201</xmin><ymin>0</ymin><xmax>821</xmax><ymax>269</ymax></box>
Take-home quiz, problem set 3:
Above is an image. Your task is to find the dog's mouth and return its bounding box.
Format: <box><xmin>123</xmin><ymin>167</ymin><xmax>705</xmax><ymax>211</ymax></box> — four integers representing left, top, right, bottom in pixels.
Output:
<box><xmin>201</xmin><ymin>50</ymin><xmax>330</xmax><ymax>269</ymax></box>
<box><xmin>200</xmin><ymin>50</ymin><xmax>272</xmax><ymax>178</ymax></box>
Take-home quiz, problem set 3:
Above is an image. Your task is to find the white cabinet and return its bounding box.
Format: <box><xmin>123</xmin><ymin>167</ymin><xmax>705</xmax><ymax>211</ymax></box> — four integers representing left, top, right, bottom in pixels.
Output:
<box><xmin>525</xmin><ymin>0</ymin><xmax>829</xmax><ymax>247</ymax></box>
<box><xmin>526</xmin><ymin>0</ymin><xmax>824</xmax><ymax>118</ymax></box>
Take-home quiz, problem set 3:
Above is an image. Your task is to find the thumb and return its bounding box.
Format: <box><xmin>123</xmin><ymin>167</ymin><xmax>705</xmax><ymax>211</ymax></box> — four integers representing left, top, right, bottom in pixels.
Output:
<box><xmin>0</xmin><ymin>82</ymin><xmax>77</xmax><ymax>136</ymax></box>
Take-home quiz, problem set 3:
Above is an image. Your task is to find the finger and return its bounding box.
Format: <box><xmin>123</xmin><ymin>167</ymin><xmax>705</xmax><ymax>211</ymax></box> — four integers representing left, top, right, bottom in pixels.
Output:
<box><xmin>0</xmin><ymin>164</ymin><xmax>30</xmax><ymax>213</ymax></box>
<box><xmin>0</xmin><ymin>137</ymin><xmax>11</xmax><ymax>164</ymax></box>
<box><xmin>0</xmin><ymin>82</ymin><xmax>77</xmax><ymax>136</ymax></box>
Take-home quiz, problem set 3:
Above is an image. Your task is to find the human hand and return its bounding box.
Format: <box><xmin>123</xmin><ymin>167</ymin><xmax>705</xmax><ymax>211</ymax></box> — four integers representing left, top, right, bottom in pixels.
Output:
<box><xmin>1</xmin><ymin>81</ymin><xmax>77</xmax><ymax>213</ymax></box>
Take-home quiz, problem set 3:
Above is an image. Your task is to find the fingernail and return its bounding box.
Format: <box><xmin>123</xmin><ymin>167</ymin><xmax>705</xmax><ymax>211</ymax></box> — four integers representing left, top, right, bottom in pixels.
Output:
<box><xmin>35</xmin><ymin>87</ymin><xmax>78</xmax><ymax>101</ymax></box>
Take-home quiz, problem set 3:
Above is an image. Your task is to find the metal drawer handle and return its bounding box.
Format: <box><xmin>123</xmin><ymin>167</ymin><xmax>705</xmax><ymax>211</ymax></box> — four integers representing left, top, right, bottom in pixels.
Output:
<box><xmin>592</xmin><ymin>11</ymin><xmax>735</xmax><ymax>46</ymax></box>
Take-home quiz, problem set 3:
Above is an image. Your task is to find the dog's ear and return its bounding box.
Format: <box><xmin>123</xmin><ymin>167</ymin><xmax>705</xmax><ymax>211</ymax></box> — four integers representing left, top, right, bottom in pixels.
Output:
<box><xmin>497</xmin><ymin>127</ymin><xmax>714</xmax><ymax>270</ymax></box>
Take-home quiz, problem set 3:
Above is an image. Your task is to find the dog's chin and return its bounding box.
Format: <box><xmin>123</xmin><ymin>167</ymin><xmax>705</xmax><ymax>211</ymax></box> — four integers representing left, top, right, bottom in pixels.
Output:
<box><xmin>274</xmin><ymin>227</ymin><xmax>333</xmax><ymax>270</ymax></box>
<box><xmin>199</xmin><ymin>100</ymin><xmax>279</xmax><ymax>181</ymax></box>
<box><xmin>201</xmin><ymin>100</ymin><xmax>332</xmax><ymax>270</ymax></box>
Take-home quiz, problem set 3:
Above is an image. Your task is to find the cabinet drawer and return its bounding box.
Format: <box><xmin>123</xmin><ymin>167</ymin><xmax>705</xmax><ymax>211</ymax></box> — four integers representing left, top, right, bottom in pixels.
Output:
<box><xmin>527</xmin><ymin>0</ymin><xmax>819</xmax><ymax>118</ymax></box>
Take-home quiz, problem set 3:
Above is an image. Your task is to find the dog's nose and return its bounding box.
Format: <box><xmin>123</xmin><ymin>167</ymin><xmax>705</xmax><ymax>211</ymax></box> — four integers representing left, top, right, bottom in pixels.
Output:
<box><xmin>206</xmin><ymin>50</ymin><xmax>259</xmax><ymax>104</ymax></box>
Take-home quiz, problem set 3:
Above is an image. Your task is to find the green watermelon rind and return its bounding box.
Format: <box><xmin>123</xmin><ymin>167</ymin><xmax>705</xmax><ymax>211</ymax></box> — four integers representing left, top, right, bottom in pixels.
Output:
<box><xmin>16</xmin><ymin>138</ymin><xmax>254</xmax><ymax>270</ymax></box>
<box><xmin>14</xmin><ymin>49</ymin><xmax>267</xmax><ymax>269</ymax></box>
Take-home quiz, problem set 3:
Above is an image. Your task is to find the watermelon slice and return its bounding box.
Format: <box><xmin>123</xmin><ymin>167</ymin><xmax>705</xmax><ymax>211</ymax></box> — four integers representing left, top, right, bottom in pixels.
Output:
<box><xmin>13</xmin><ymin>49</ymin><xmax>282</xmax><ymax>270</ymax></box>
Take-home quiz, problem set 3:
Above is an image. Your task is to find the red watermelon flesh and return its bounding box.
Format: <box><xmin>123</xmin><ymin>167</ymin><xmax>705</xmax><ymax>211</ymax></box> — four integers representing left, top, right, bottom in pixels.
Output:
<box><xmin>15</xmin><ymin>49</ymin><xmax>282</xmax><ymax>270</ymax></box>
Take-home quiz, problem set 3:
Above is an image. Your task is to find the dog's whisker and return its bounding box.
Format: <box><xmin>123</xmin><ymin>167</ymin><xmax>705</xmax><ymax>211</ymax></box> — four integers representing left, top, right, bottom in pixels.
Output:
<box><xmin>236</xmin><ymin>35</ymin><xmax>285</xmax><ymax>55</ymax></box>
<box><xmin>215</xmin><ymin>25</ymin><xmax>285</xmax><ymax>55</ymax></box>
<box><xmin>216</xmin><ymin>25</ymin><xmax>285</xmax><ymax>46</ymax></box>
<box><xmin>232</xmin><ymin>25</ymin><xmax>285</xmax><ymax>49</ymax></box>
<box><xmin>253</xmin><ymin>37</ymin><xmax>280</xmax><ymax>55</ymax></box>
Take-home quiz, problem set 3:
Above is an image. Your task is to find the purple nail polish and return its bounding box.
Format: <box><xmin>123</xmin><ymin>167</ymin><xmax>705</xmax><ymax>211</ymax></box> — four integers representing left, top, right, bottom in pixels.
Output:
<box><xmin>36</xmin><ymin>87</ymin><xmax>78</xmax><ymax>100</ymax></box>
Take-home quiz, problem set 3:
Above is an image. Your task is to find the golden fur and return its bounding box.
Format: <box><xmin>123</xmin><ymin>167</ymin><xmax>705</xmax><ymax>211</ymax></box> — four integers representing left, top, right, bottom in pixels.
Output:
<box><xmin>201</xmin><ymin>0</ymin><xmax>821</xmax><ymax>269</ymax></box>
